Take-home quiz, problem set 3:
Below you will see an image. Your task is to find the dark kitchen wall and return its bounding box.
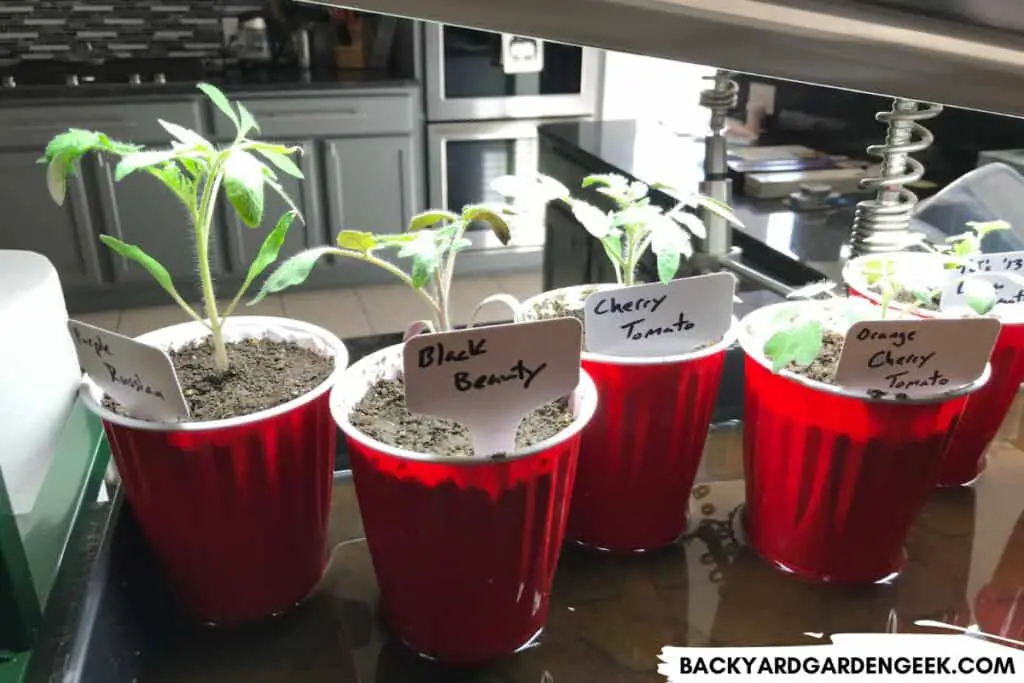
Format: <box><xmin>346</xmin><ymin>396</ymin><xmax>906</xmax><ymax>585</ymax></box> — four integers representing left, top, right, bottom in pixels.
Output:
<box><xmin>0</xmin><ymin>0</ymin><xmax>264</xmax><ymax>61</ymax></box>
<box><xmin>731</xmin><ymin>74</ymin><xmax>1024</xmax><ymax>195</ymax></box>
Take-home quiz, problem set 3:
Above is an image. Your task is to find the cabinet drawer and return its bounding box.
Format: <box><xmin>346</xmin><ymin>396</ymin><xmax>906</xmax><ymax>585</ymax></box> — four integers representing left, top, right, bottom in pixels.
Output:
<box><xmin>212</xmin><ymin>93</ymin><xmax>416</xmax><ymax>140</ymax></box>
<box><xmin>0</xmin><ymin>99</ymin><xmax>204</xmax><ymax>148</ymax></box>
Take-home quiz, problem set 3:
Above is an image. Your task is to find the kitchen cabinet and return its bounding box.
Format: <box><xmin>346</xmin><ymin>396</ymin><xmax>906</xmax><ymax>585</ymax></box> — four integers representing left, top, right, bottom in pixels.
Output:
<box><xmin>0</xmin><ymin>149</ymin><xmax>103</xmax><ymax>287</ymax></box>
<box><xmin>222</xmin><ymin>139</ymin><xmax>327</xmax><ymax>272</ymax></box>
<box><xmin>323</xmin><ymin>135</ymin><xmax>417</xmax><ymax>234</ymax></box>
<box><xmin>0</xmin><ymin>86</ymin><xmax>423</xmax><ymax>312</ymax></box>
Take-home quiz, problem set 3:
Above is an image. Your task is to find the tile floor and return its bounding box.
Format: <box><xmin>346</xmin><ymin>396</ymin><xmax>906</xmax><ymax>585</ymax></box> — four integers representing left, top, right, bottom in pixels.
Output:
<box><xmin>73</xmin><ymin>271</ymin><xmax>544</xmax><ymax>340</ymax></box>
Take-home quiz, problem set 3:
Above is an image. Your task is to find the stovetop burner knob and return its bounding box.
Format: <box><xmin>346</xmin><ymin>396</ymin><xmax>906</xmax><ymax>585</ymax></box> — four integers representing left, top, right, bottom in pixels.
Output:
<box><xmin>66</xmin><ymin>74</ymin><xmax>80</xmax><ymax>87</ymax></box>
<box><xmin>2</xmin><ymin>76</ymin><xmax>14</xmax><ymax>88</ymax></box>
<box><xmin>129</xmin><ymin>73</ymin><xmax>141</xmax><ymax>86</ymax></box>
<box><xmin>153</xmin><ymin>73</ymin><xmax>167</xmax><ymax>85</ymax></box>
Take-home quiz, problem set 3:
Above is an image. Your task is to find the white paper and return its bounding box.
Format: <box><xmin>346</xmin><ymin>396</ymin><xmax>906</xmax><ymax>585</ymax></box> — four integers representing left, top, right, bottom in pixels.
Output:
<box><xmin>501</xmin><ymin>34</ymin><xmax>544</xmax><ymax>74</ymax></box>
<box><xmin>834</xmin><ymin>318</ymin><xmax>1000</xmax><ymax>397</ymax></box>
<box><xmin>582</xmin><ymin>273</ymin><xmax>736</xmax><ymax>357</ymax></box>
<box><xmin>940</xmin><ymin>271</ymin><xmax>1024</xmax><ymax>319</ymax></box>
<box><xmin>402</xmin><ymin>319</ymin><xmax>582</xmax><ymax>456</ymax></box>
<box><xmin>68</xmin><ymin>320</ymin><xmax>190</xmax><ymax>422</ymax></box>
<box><xmin>963</xmin><ymin>250</ymin><xmax>1024</xmax><ymax>275</ymax></box>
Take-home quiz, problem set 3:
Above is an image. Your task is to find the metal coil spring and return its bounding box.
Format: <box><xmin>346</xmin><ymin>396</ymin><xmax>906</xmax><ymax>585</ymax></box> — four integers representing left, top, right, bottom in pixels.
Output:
<box><xmin>850</xmin><ymin>99</ymin><xmax>943</xmax><ymax>256</ymax></box>
<box><xmin>700</xmin><ymin>71</ymin><xmax>739</xmax><ymax>134</ymax></box>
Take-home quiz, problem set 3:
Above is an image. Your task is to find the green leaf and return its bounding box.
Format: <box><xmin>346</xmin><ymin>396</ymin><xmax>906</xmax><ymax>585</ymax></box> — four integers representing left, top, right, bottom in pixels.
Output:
<box><xmin>46</xmin><ymin>160</ymin><xmax>67</xmax><ymax>205</ymax></box>
<box><xmin>157</xmin><ymin>120</ymin><xmax>212</xmax><ymax>150</ymax></box>
<box><xmin>147</xmin><ymin>163</ymin><xmax>192</xmax><ymax>206</ymax></box>
<box><xmin>669</xmin><ymin>209</ymin><xmax>708</xmax><ymax>240</ymax></box>
<box><xmin>763</xmin><ymin>321</ymin><xmax>823</xmax><ymax>372</ymax></box>
<box><xmin>396</xmin><ymin>232</ymin><xmax>442</xmax><ymax>288</ymax></box>
<box><xmin>238</xmin><ymin>211</ymin><xmax>296</xmax><ymax>300</ymax></box>
<box><xmin>99</xmin><ymin>235</ymin><xmax>183</xmax><ymax>302</ymax></box>
<box><xmin>114</xmin><ymin>150</ymin><xmax>178</xmax><ymax>181</ymax></box>
<box><xmin>223</xmin><ymin>150</ymin><xmax>265</xmax><ymax>227</ymax></box>
<box><xmin>375</xmin><ymin>232</ymin><xmax>419</xmax><ymax>248</ymax></box>
<box><xmin>582</xmin><ymin>173</ymin><xmax>629</xmax><ymax>192</ymax></box>
<box><xmin>650</xmin><ymin>219</ymin><xmax>692</xmax><ymax>283</ymax></box>
<box><xmin>692</xmin><ymin>194</ymin><xmax>744</xmax><ymax>228</ymax></box>
<box><xmin>236</xmin><ymin>102</ymin><xmax>259</xmax><ymax>137</ymax></box>
<box><xmin>962</xmin><ymin>277</ymin><xmax>998</xmax><ymax>316</ymax></box>
<box><xmin>570</xmin><ymin>200</ymin><xmax>613</xmax><ymax>239</ymax></box>
<box><xmin>408</xmin><ymin>209</ymin><xmax>459</xmax><ymax>231</ymax></box>
<box><xmin>627</xmin><ymin>181</ymin><xmax>650</xmax><ymax>202</ymax></box>
<box><xmin>43</xmin><ymin>129</ymin><xmax>104</xmax><ymax>162</ymax></box>
<box><xmin>255</xmin><ymin>147</ymin><xmax>303</xmax><ymax>179</ymax></box>
<box><xmin>197</xmin><ymin>82</ymin><xmax>239</xmax><ymax>129</ymax></box>
<box><xmin>967</xmin><ymin>220</ymin><xmax>1011</xmax><ymax>240</ymax></box>
<box><xmin>462</xmin><ymin>205</ymin><xmax>511</xmax><ymax>244</ymax></box>
<box><xmin>252</xmin><ymin>247</ymin><xmax>333</xmax><ymax>304</ymax></box>
<box><xmin>600</xmin><ymin>232</ymin><xmax>623</xmax><ymax>265</ymax></box>
<box><xmin>337</xmin><ymin>230</ymin><xmax>377</xmax><ymax>253</ymax></box>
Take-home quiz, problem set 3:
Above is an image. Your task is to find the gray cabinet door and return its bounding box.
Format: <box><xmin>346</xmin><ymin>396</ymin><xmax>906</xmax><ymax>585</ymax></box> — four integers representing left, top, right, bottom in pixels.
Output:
<box><xmin>222</xmin><ymin>140</ymin><xmax>327</xmax><ymax>273</ymax></box>
<box><xmin>93</xmin><ymin>155</ymin><xmax>226</xmax><ymax>283</ymax></box>
<box><xmin>0</xmin><ymin>150</ymin><xmax>103</xmax><ymax>287</ymax></box>
<box><xmin>323</xmin><ymin>136</ymin><xmax>416</xmax><ymax>235</ymax></box>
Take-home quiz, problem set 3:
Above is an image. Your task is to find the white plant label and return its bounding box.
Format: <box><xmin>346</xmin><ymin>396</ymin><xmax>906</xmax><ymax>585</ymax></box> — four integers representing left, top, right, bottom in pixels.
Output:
<box><xmin>403</xmin><ymin>318</ymin><xmax>582</xmax><ymax>456</ymax></box>
<box><xmin>940</xmin><ymin>271</ymin><xmax>1024</xmax><ymax>316</ymax></box>
<box><xmin>582</xmin><ymin>273</ymin><xmax>735</xmax><ymax>356</ymax></box>
<box><xmin>958</xmin><ymin>250</ymin><xmax>1024</xmax><ymax>274</ymax></box>
<box><xmin>834</xmin><ymin>318</ymin><xmax>1000</xmax><ymax>396</ymax></box>
<box><xmin>67</xmin><ymin>320</ymin><xmax>190</xmax><ymax>421</ymax></box>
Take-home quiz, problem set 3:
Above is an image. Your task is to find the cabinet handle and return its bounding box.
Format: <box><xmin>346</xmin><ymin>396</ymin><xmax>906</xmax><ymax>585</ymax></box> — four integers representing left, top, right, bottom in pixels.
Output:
<box><xmin>260</xmin><ymin>111</ymin><xmax>368</xmax><ymax>121</ymax></box>
<box><xmin>9</xmin><ymin>118</ymin><xmax>133</xmax><ymax>130</ymax></box>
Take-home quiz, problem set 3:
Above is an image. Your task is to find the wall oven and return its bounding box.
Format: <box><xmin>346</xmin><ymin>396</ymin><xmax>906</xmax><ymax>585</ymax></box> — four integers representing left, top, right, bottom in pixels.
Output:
<box><xmin>428</xmin><ymin>117</ymin><xmax>588</xmax><ymax>250</ymax></box>
<box><xmin>424</xmin><ymin>23</ymin><xmax>602</xmax><ymax>122</ymax></box>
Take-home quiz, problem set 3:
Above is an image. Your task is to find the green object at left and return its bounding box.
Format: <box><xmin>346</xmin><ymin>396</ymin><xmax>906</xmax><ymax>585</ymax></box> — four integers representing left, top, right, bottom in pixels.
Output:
<box><xmin>0</xmin><ymin>398</ymin><xmax>111</xmax><ymax>681</ymax></box>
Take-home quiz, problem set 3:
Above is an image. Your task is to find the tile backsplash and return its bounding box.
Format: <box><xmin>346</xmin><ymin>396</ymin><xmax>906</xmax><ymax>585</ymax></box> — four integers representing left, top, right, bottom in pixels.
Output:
<box><xmin>0</xmin><ymin>0</ymin><xmax>264</xmax><ymax>61</ymax></box>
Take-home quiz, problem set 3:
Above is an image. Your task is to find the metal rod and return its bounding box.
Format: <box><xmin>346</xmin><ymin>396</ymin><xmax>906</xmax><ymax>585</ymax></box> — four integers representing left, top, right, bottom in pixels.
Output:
<box><xmin>718</xmin><ymin>248</ymin><xmax>794</xmax><ymax>297</ymax></box>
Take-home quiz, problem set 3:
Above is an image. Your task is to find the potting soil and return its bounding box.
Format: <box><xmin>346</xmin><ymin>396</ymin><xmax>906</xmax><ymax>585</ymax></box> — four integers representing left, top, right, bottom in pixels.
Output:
<box><xmin>869</xmin><ymin>283</ymin><xmax>941</xmax><ymax>311</ymax></box>
<box><xmin>102</xmin><ymin>336</ymin><xmax>335</xmax><ymax>421</ymax></box>
<box><xmin>788</xmin><ymin>331</ymin><xmax>845</xmax><ymax>385</ymax></box>
<box><xmin>350</xmin><ymin>378</ymin><xmax>574</xmax><ymax>458</ymax></box>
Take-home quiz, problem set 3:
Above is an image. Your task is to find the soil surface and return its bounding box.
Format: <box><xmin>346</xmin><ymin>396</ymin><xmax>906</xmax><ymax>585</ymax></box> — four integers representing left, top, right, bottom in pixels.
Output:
<box><xmin>788</xmin><ymin>331</ymin><xmax>845</xmax><ymax>385</ymax></box>
<box><xmin>350</xmin><ymin>378</ymin><xmax>574</xmax><ymax>458</ymax></box>
<box><xmin>103</xmin><ymin>337</ymin><xmax>335</xmax><ymax>422</ymax></box>
<box><xmin>870</xmin><ymin>284</ymin><xmax>941</xmax><ymax>312</ymax></box>
<box><xmin>529</xmin><ymin>286</ymin><xmax>717</xmax><ymax>354</ymax></box>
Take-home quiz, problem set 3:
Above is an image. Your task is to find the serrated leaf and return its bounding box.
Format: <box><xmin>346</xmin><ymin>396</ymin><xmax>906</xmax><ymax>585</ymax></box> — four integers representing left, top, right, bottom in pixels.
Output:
<box><xmin>46</xmin><ymin>160</ymin><xmax>67</xmax><ymax>205</ymax></box>
<box><xmin>99</xmin><ymin>235</ymin><xmax>183</xmax><ymax>303</ymax></box>
<box><xmin>43</xmin><ymin>129</ymin><xmax>103</xmax><ymax>162</ymax></box>
<box><xmin>408</xmin><ymin>209</ymin><xmax>459</xmax><ymax>231</ymax></box>
<box><xmin>114</xmin><ymin>150</ymin><xmax>177</xmax><ymax>181</ymax></box>
<box><xmin>198</xmin><ymin>82</ymin><xmax>239</xmax><ymax>129</ymax></box>
<box><xmin>239</xmin><ymin>211</ymin><xmax>296</xmax><ymax>299</ymax></box>
<box><xmin>157</xmin><ymin>119</ymin><xmax>212</xmax><ymax>150</ymax></box>
<box><xmin>337</xmin><ymin>230</ymin><xmax>377</xmax><ymax>253</ymax></box>
<box><xmin>237</xmin><ymin>102</ymin><xmax>259</xmax><ymax>137</ymax></box>
<box><xmin>256</xmin><ymin>147</ymin><xmax>303</xmax><ymax>179</ymax></box>
<box><xmin>763</xmin><ymin>321</ymin><xmax>823</xmax><ymax>372</ymax></box>
<box><xmin>252</xmin><ymin>247</ymin><xmax>332</xmax><ymax>304</ymax></box>
<box><xmin>670</xmin><ymin>209</ymin><xmax>708</xmax><ymax>240</ymax></box>
<box><xmin>223</xmin><ymin>150</ymin><xmax>265</xmax><ymax>227</ymax></box>
<box><xmin>570</xmin><ymin>200</ymin><xmax>614</xmax><ymax>239</ymax></box>
<box><xmin>462</xmin><ymin>205</ymin><xmax>511</xmax><ymax>244</ymax></box>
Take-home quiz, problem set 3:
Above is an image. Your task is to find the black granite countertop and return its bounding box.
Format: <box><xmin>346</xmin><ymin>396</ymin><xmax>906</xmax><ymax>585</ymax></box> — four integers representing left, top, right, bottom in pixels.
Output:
<box><xmin>538</xmin><ymin>120</ymin><xmax>851</xmax><ymax>284</ymax></box>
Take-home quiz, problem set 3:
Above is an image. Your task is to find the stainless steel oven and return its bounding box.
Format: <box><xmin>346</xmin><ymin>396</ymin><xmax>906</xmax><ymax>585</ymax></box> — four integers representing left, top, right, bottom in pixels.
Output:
<box><xmin>428</xmin><ymin>118</ymin><xmax>586</xmax><ymax>249</ymax></box>
<box><xmin>424</xmin><ymin>23</ymin><xmax>602</xmax><ymax>122</ymax></box>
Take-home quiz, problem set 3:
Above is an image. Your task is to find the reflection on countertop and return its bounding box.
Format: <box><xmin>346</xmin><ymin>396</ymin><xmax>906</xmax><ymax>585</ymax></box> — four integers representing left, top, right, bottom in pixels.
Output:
<box><xmin>538</xmin><ymin>120</ymin><xmax>853</xmax><ymax>284</ymax></box>
<box><xmin>92</xmin><ymin>396</ymin><xmax>1024</xmax><ymax>682</ymax></box>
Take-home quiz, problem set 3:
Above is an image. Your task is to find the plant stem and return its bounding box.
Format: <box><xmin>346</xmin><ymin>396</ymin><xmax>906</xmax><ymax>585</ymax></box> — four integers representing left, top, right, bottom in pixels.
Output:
<box><xmin>623</xmin><ymin>234</ymin><xmax>637</xmax><ymax>287</ymax></box>
<box><xmin>195</xmin><ymin>161</ymin><xmax>228</xmax><ymax>371</ymax></box>
<box><xmin>435</xmin><ymin>221</ymin><xmax>468</xmax><ymax>332</ymax></box>
<box><xmin>330</xmin><ymin>248</ymin><xmax>443</xmax><ymax>329</ymax></box>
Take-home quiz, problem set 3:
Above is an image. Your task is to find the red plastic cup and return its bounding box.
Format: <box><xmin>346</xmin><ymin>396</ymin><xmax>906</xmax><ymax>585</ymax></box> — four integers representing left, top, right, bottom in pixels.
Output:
<box><xmin>331</xmin><ymin>344</ymin><xmax>599</xmax><ymax>664</ymax></box>
<box><xmin>521</xmin><ymin>285</ymin><xmax>733</xmax><ymax>551</ymax></box>
<box><xmin>81</xmin><ymin>317</ymin><xmax>348</xmax><ymax>625</ymax></box>
<box><xmin>844</xmin><ymin>253</ymin><xmax>1024</xmax><ymax>487</ymax></box>
<box><xmin>738</xmin><ymin>301</ymin><xmax>989</xmax><ymax>583</ymax></box>
<box><xmin>566</xmin><ymin>341</ymin><xmax>733</xmax><ymax>551</ymax></box>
